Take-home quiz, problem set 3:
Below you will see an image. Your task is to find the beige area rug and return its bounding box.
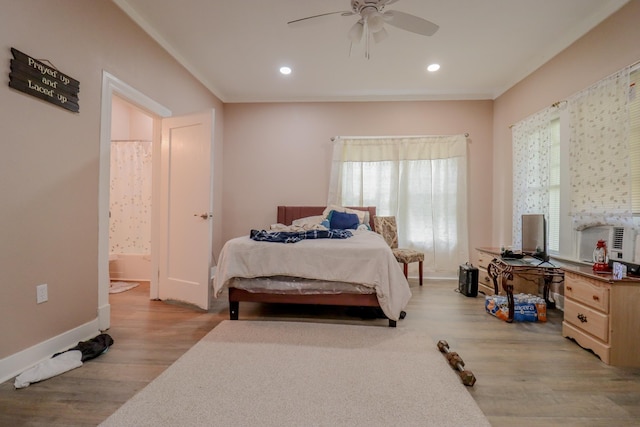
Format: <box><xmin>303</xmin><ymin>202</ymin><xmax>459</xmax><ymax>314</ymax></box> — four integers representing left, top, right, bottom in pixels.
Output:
<box><xmin>100</xmin><ymin>321</ymin><xmax>490</xmax><ymax>427</ymax></box>
<box><xmin>108</xmin><ymin>281</ymin><xmax>139</xmax><ymax>294</ymax></box>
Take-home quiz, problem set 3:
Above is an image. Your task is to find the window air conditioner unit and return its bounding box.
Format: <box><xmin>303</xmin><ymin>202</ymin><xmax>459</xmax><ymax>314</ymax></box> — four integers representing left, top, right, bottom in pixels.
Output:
<box><xmin>577</xmin><ymin>225</ymin><xmax>636</xmax><ymax>263</ymax></box>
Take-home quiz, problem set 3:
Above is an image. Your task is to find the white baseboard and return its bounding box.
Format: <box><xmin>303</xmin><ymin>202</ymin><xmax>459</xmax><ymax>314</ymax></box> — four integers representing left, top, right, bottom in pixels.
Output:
<box><xmin>98</xmin><ymin>302</ymin><xmax>111</xmax><ymax>331</ymax></box>
<box><xmin>0</xmin><ymin>318</ymin><xmax>101</xmax><ymax>385</ymax></box>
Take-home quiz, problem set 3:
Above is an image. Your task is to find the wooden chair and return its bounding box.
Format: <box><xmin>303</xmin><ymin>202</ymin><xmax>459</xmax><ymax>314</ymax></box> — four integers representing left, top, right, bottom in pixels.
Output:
<box><xmin>373</xmin><ymin>216</ymin><xmax>424</xmax><ymax>286</ymax></box>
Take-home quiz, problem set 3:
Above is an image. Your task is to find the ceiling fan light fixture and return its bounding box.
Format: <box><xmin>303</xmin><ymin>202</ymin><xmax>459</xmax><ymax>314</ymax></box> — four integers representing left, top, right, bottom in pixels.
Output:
<box><xmin>363</xmin><ymin>10</ymin><xmax>385</xmax><ymax>33</ymax></box>
<box><xmin>372</xmin><ymin>26</ymin><xmax>388</xmax><ymax>43</ymax></box>
<box><xmin>289</xmin><ymin>0</ymin><xmax>440</xmax><ymax>59</ymax></box>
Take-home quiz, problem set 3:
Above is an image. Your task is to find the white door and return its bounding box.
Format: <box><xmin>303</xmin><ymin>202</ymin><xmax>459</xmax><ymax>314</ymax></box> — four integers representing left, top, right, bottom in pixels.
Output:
<box><xmin>159</xmin><ymin>110</ymin><xmax>214</xmax><ymax>309</ymax></box>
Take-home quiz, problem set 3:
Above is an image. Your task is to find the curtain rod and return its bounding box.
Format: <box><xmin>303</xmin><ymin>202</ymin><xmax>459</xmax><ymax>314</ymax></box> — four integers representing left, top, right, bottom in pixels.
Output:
<box><xmin>510</xmin><ymin>59</ymin><xmax>640</xmax><ymax>129</ymax></box>
<box><xmin>330</xmin><ymin>133</ymin><xmax>469</xmax><ymax>141</ymax></box>
<box><xmin>111</xmin><ymin>139</ymin><xmax>152</xmax><ymax>142</ymax></box>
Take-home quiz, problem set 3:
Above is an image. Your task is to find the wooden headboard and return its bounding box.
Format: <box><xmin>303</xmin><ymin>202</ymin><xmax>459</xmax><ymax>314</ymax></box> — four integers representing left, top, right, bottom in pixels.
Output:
<box><xmin>277</xmin><ymin>206</ymin><xmax>377</xmax><ymax>231</ymax></box>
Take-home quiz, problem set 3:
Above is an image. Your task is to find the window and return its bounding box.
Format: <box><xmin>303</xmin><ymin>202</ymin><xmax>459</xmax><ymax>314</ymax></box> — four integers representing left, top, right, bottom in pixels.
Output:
<box><xmin>548</xmin><ymin>118</ymin><xmax>560</xmax><ymax>252</ymax></box>
<box><xmin>514</xmin><ymin>64</ymin><xmax>639</xmax><ymax>261</ymax></box>
<box><xmin>328</xmin><ymin>135</ymin><xmax>469</xmax><ymax>275</ymax></box>
<box><xmin>630</xmin><ymin>68</ymin><xmax>640</xmax><ymax>213</ymax></box>
<box><xmin>511</xmin><ymin>108</ymin><xmax>551</xmax><ymax>251</ymax></box>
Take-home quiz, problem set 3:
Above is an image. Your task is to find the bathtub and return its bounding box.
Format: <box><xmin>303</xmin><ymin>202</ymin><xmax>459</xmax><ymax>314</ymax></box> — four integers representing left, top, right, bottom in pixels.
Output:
<box><xmin>108</xmin><ymin>253</ymin><xmax>151</xmax><ymax>281</ymax></box>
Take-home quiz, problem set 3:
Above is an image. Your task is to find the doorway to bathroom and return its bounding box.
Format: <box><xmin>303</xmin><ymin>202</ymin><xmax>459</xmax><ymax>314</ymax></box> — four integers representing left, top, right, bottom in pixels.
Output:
<box><xmin>98</xmin><ymin>72</ymin><xmax>215</xmax><ymax>331</ymax></box>
<box><xmin>108</xmin><ymin>95</ymin><xmax>153</xmax><ymax>295</ymax></box>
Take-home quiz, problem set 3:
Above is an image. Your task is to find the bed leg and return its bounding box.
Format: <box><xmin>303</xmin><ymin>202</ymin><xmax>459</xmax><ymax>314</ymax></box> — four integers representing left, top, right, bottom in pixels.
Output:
<box><xmin>388</xmin><ymin>319</ymin><xmax>397</xmax><ymax>327</ymax></box>
<box><xmin>229</xmin><ymin>301</ymin><xmax>239</xmax><ymax>320</ymax></box>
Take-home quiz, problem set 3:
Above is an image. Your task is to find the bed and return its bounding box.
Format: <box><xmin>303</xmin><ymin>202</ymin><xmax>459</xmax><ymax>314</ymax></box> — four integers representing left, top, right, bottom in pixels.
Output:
<box><xmin>212</xmin><ymin>206</ymin><xmax>412</xmax><ymax>327</ymax></box>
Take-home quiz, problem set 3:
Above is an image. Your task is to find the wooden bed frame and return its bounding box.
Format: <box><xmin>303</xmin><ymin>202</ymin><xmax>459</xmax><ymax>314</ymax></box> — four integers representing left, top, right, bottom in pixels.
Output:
<box><xmin>228</xmin><ymin>205</ymin><xmax>398</xmax><ymax>327</ymax></box>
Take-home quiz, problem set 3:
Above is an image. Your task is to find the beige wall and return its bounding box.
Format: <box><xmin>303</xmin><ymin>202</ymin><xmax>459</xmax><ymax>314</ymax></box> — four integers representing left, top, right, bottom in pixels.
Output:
<box><xmin>492</xmin><ymin>1</ymin><xmax>640</xmax><ymax>247</ymax></box>
<box><xmin>222</xmin><ymin>101</ymin><xmax>494</xmax><ymax>259</ymax></box>
<box><xmin>0</xmin><ymin>0</ymin><xmax>223</xmax><ymax>360</ymax></box>
<box><xmin>111</xmin><ymin>95</ymin><xmax>153</xmax><ymax>142</ymax></box>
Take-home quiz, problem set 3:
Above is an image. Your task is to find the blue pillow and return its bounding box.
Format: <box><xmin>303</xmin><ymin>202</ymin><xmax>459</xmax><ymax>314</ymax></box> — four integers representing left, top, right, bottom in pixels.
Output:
<box><xmin>329</xmin><ymin>211</ymin><xmax>360</xmax><ymax>230</ymax></box>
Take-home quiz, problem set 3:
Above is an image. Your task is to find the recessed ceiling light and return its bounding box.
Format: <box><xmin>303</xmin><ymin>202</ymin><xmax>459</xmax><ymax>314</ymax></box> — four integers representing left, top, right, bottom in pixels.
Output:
<box><xmin>279</xmin><ymin>66</ymin><xmax>292</xmax><ymax>75</ymax></box>
<box><xmin>427</xmin><ymin>63</ymin><xmax>440</xmax><ymax>72</ymax></box>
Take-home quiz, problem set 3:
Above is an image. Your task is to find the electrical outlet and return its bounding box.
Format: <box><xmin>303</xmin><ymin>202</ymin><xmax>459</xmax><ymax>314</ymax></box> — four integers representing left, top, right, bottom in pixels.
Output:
<box><xmin>36</xmin><ymin>284</ymin><xmax>48</xmax><ymax>304</ymax></box>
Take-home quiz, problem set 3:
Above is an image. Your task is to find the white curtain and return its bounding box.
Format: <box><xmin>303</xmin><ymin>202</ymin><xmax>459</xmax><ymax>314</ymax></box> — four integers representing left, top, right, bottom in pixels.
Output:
<box><xmin>567</xmin><ymin>68</ymin><xmax>632</xmax><ymax>228</ymax></box>
<box><xmin>109</xmin><ymin>140</ymin><xmax>152</xmax><ymax>254</ymax></box>
<box><xmin>511</xmin><ymin>107</ymin><xmax>552</xmax><ymax>248</ymax></box>
<box><xmin>328</xmin><ymin>135</ymin><xmax>468</xmax><ymax>276</ymax></box>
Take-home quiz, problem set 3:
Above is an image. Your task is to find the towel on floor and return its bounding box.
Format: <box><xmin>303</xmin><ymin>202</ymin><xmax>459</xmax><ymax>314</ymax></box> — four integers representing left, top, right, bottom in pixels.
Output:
<box><xmin>14</xmin><ymin>350</ymin><xmax>83</xmax><ymax>389</ymax></box>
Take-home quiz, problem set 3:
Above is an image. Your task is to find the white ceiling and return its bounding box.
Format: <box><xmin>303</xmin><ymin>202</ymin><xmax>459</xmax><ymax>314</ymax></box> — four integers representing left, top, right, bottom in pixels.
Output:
<box><xmin>114</xmin><ymin>0</ymin><xmax>630</xmax><ymax>103</ymax></box>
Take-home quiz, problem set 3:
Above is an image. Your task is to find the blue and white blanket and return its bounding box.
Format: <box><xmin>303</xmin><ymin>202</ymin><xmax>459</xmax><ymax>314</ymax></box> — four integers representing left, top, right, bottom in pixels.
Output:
<box><xmin>250</xmin><ymin>229</ymin><xmax>353</xmax><ymax>243</ymax></box>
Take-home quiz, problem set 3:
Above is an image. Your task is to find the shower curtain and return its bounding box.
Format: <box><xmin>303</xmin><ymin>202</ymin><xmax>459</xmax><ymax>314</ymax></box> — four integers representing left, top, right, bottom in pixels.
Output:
<box><xmin>109</xmin><ymin>140</ymin><xmax>152</xmax><ymax>255</ymax></box>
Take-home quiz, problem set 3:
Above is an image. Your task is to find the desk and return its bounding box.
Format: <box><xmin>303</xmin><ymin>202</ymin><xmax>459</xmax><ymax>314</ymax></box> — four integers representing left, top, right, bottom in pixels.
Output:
<box><xmin>487</xmin><ymin>256</ymin><xmax>564</xmax><ymax>322</ymax></box>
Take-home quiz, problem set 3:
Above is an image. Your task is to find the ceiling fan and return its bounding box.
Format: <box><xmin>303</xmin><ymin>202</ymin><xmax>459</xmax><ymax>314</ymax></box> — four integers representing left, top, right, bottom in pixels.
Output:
<box><xmin>287</xmin><ymin>0</ymin><xmax>439</xmax><ymax>58</ymax></box>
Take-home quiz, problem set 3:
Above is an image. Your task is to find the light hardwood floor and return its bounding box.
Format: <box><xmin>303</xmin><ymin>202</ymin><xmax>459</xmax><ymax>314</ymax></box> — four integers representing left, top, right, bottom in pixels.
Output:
<box><xmin>1</xmin><ymin>280</ymin><xmax>639</xmax><ymax>426</ymax></box>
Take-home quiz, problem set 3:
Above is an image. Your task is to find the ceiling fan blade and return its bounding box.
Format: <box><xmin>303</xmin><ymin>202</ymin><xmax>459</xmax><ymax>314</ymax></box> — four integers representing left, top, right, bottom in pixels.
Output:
<box><xmin>384</xmin><ymin>10</ymin><xmax>439</xmax><ymax>36</ymax></box>
<box><xmin>380</xmin><ymin>0</ymin><xmax>401</xmax><ymax>6</ymax></box>
<box><xmin>287</xmin><ymin>11</ymin><xmax>353</xmax><ymax>27</ymax></box>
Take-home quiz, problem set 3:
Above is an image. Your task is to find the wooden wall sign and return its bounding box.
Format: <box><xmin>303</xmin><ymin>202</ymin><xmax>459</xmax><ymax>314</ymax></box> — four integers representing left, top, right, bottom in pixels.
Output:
<box><xmin>9</xmin><ymin>48</ymin><xmax>80</xmax><ymax>113</ymax></box>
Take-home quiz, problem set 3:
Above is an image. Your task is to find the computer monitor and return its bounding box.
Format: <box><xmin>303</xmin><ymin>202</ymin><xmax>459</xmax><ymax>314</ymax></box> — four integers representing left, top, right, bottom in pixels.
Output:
<box><xmin>521</xmin><ymin>214</ymin><xmax>548</xmax><ymax>261</ymax></box>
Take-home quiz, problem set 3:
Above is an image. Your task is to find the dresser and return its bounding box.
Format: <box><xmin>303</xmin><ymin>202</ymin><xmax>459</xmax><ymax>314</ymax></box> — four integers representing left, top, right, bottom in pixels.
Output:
<box><xmin>562</xmin><ymin>266</ymin><xmax>640</xmax><ymax>367</ymax></box>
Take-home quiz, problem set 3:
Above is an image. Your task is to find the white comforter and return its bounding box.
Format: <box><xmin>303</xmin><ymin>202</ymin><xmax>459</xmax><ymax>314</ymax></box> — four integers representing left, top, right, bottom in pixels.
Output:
<box><xmin>213</xmin><ymin>229</ymin><xmax>412</xmax><ymax>321</ymax></box>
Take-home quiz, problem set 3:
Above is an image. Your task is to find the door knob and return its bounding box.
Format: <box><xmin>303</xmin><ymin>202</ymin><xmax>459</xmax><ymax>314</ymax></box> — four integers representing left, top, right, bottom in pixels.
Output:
<box><xmin>194</xmin><ymin>212</ymin><xmax>213</xmax><ymax>219</ymax></box>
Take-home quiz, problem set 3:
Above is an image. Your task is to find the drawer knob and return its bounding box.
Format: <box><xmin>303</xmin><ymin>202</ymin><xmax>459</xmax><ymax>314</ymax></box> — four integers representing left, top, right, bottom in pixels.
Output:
<box><xmin>577</xmin><ymin>313</ymin><xmax>588</xmax><ymax>323</ymax></box>
<box><xmin>592</xmin><ymin>295</ymin><xmax>599</xmax><ymax>301</ymax></box>
<box><xmin>566</xmin><ymin>286</ymin><xmax>573</xmax><ymax>291</ymax></box>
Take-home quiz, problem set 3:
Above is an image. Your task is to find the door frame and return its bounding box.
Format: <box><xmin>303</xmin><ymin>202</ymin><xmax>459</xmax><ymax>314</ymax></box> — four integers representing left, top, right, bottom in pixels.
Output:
<box><xmin>98</xmin><ymin>71</ymin><xmax>171</xmax><ymax>331</ymax></box>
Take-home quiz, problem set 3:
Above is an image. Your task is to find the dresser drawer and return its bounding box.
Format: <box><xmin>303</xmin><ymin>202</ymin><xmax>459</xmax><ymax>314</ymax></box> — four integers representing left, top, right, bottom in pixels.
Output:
<box><xmin>476</xmin><ymin>250</ymin><xmax>494</xmax><ymax>269</ymax></box>
<box><xmin>478</xmin><ymin>266</ymin><xmax>492</xmax><ymax>286</ymax></box>
<box><xmin>564</xmin><ymin>298</ymin><xmax>609</xmax><ymax>342</ymax></box>
<box><xmin>477</xmin><ymin>266</ymin><xmax>495</xmax><ymax>295</ymax></box>
<box><xmin>564</xmin><ymin>274</ymin><xmax>609</xmax><ymax>313</ymax></box>
<box><xmin>562</xmin><ymin>321</ymin><xmax>611</xmax><ymax>364</ymax></box>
